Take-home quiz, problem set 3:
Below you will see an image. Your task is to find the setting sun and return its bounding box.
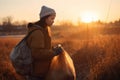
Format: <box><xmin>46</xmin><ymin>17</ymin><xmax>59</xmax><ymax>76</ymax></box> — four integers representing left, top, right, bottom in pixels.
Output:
<box><xmin>81</xmin><ymin>12</ymin><xmax>98</xmax><ymax>23</ymax></box>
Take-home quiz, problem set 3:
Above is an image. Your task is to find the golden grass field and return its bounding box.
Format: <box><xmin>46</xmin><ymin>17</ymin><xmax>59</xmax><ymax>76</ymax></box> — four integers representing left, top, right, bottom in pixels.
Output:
<box><xmin>0</xmin><ymin>24</ymin><xmax>120</xmax><ymax>80</ymax></box>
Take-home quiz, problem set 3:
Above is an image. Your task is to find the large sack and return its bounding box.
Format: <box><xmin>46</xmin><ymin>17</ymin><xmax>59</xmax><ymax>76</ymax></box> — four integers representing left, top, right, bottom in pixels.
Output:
<box><xmin>46</xmin><ymin>50</ymin><xmax>76</xmax><ymax>80</ymax></box>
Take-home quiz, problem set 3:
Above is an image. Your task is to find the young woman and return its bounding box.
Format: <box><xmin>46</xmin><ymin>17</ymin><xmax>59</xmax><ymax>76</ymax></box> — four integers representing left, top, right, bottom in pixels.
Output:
<box><xmin>26</xmin><ymin>6</ymin><xmax>63</xmax><ymax>80</ymax></box>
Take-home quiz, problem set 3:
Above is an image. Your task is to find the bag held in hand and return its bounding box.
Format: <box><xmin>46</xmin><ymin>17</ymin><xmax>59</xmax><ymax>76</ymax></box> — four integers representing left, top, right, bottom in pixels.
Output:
<box><xmin>46</xmin><ymin>48</ymin><xmax>76</xmax><ymax>80</ymax></box>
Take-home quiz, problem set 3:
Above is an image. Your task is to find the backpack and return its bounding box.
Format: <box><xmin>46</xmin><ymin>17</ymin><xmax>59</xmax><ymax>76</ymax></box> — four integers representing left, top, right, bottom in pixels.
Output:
<box><xmin>10</xmin><ymin>29</ymin><xmax>38</xmax><ymax>75</ymax></box>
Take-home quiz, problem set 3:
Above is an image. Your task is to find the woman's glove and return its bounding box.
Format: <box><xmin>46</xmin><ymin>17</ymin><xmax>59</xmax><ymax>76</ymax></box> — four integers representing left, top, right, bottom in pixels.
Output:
<box><xmin>52</xmin><ymin>44</ymin><xmax>64</xmax><ymax>55</ymax></box>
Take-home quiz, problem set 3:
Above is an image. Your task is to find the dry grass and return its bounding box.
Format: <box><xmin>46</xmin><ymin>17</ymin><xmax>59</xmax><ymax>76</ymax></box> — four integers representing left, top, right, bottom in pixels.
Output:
<box><xmin>0</xmin><ymin>25</ymin><xmax>120</xmax><ymax>80</ymax></box>
<box><xmin>71</xmin><ymin>35</ymin><xmax>120</xmax><ymax>80</ymax></box>
<box><xmin>0</xmin><ymin>38</ymin><xmax>25</xmax><ymax>80</ymax></box>
<box><xmin>52</xmin><ymin>25</ymin><xmax>120</xmax><ymax>80</ymax></box>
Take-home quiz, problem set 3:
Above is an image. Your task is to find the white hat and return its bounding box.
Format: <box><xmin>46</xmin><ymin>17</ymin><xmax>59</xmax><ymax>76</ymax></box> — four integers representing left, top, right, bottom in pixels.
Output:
<box><xmin>39</xmin><ymin>6</ymin><xmax>56</xmax><ymax>19</ymax></box>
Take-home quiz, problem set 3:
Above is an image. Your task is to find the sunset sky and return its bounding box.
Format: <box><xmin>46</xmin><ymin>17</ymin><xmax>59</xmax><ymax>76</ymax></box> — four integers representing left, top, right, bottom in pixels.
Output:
<box><xmin>0</xmin><ymin>0</ymin><xmax>120</xmax><ymax>24</ymax></box>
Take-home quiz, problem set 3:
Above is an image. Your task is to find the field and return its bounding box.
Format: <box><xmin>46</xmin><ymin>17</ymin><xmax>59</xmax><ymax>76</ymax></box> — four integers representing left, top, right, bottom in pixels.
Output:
<box><xmin>0</xmin><ymin>24</ymin><xmax>120</xmax><ymax>80</ymax></box>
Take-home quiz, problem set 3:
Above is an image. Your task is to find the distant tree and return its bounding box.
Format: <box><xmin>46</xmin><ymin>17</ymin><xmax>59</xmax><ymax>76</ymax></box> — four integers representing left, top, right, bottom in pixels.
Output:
<box><xmin>113</xmin><ymin>19</ymin><xmax>120</xmax><ymax>26</ymax></box>
<box><xmin>13</xmin><ymin>21</ymin><xmax>20</xmax><ymax>26</ymax></box>
<box><xmin>20</xmin><ymin>20</ymin><xmax>27</xmax><ymax>27</ymax></box>
<box><xmin>2</xmin><ymin>16</ymin><xmax>13</xmax><ymax>26</ymax></box>
<box><xmin>97</xmin><ymin>20</ymin><xmax>101</xmax><ymax>24</ymax></box>
<box><xmin>1</xmin><ymin>16</ymin><xmax>14</xmax><ymax>32</ymax></box>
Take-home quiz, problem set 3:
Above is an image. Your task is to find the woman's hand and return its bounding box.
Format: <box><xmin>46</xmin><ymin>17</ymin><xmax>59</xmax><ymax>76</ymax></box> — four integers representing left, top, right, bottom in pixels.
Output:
<box><xmin>52</xmin><ymin>44</ymin><xmax>64</xmax><ymax>55</ymax></box>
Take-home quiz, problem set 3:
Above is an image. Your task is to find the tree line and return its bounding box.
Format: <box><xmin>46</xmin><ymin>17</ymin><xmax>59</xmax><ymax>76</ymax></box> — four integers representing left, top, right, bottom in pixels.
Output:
<box><xmin>0</xmin><ymin>16</ymin><xmax>120</xmax><ymax>35</ymax></box>
<box><xmin>0</xmin><ymin>16</ymin><xmax>27</xmax><ymax>35</ymax></box>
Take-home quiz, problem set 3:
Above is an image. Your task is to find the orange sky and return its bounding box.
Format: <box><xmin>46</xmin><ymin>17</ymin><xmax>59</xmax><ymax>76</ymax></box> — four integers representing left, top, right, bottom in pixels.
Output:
<box><xmin>0</xmin><ymin>0</ymin><xmax>120</xmax><ymax>24</ymax></box>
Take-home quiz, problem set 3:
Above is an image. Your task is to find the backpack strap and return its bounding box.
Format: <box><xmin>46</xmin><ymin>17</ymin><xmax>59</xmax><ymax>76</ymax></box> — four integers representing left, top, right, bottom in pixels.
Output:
<box><xmin>15</xmin><ymin>29</ymin><xmax>39</xmax><ymax>47</ymax></box>
<box><xmin>15</xmin><ymin>25</ymin><xmax>42</xmax><ymax>47</ymax></box>
<box><xmin>25</xmin><ymin>29</ymin><xmax>39</xmax><ymax>40</ymax></box>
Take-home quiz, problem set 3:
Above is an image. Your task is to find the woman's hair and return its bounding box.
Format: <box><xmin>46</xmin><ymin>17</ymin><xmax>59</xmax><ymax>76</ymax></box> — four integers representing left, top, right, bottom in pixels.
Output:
<box><xmin>35</xmin><ymin>15</ymin><xmax>50</xmax><ymax>27</ymax></box>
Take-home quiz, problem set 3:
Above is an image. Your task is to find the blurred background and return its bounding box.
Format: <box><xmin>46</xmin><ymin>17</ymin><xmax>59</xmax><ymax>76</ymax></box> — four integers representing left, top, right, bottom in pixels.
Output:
<box><xmin>0</xmin><ymin>0</ymin><xmax>120</xmax><ymax>80</ymax></box>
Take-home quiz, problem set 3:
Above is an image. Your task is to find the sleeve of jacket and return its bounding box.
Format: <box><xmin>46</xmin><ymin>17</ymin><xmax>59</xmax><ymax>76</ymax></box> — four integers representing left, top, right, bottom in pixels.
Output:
<box><xmin>30</xmin><ymin>30</ymin><xmax>55</xmax><ymax>61</ymax></box>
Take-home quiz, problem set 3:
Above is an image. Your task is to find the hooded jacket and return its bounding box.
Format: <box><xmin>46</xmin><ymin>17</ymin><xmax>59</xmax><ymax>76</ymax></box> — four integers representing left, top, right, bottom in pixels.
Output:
<box><xmin>26</xmin><ymin>23</ymin><xmax>55</xmax><ymax>77</ymax></box>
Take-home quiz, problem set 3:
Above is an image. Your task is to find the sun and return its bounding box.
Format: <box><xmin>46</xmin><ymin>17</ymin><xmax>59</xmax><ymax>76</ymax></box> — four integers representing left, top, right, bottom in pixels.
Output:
<box><xmin>81</xmin><ymin>12</ymin><xmax>98</xmax><ymax>23</ymax></box>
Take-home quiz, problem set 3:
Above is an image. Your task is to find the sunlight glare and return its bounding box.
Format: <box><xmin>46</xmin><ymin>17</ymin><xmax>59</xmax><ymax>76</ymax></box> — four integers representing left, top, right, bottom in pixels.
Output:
<box><xmin>81</xmin><ymin>12</ymin><xmax>98</xmax><ymax>23</ymax></box>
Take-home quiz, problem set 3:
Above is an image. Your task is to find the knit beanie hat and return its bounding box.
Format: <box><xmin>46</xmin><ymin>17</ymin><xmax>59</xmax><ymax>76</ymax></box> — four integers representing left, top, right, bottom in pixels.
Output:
<box><xmin>39</xmin><ymin>6</ymin><xmax>56</xmax><ymax>19</ymax></box>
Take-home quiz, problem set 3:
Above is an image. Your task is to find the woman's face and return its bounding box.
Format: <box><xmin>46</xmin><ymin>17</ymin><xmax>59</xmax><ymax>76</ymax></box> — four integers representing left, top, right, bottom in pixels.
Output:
<box><xmin>46</xmin><ymin>14</ymin><xmax>56</xmax><ymax>26</ymax></box>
